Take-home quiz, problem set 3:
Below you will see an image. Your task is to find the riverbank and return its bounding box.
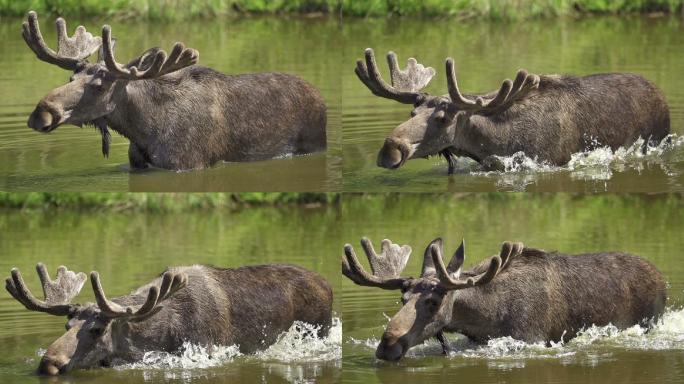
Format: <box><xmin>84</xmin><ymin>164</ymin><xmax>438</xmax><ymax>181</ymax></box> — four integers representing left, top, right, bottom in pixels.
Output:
<box><xmin>0</xmin><ymin>0</ymin><xmax>682</xmax><ymax>20</ymax></box>
<box><xmin>0</xmin><ymin>192</ymin><xmax>339</xmax><ymax>211</ymax></box>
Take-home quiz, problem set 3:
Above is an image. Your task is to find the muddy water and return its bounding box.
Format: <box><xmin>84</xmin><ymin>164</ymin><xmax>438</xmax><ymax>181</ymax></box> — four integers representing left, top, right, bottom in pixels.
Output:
<box><xmin>341</xmin><ymin>194</ymin><xmax>684</xmax><ymax>383</ymax></box>
<box><xmin>342</xmin><ymin>17</ymin><xmax>684</xmax><ymax>192</ymax></box>
<box><xmin>0</xmin><ymin>205</ymin><xmax>342</xmax><ymax>383</ymax></box>
<box><xmin>0</xmin><ymin>16</ymin><xmax>342</xmax><ymax>192</ymax></box>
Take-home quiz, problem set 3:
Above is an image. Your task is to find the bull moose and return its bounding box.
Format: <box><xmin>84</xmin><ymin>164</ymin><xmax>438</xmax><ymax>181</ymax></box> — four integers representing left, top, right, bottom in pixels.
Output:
<box><xmin>23</xmin><ymin>11</ymin><xmax>327</xmax><ymax>170</ymax></box>
<box><xmin>342</xmin><ymin>237</ymin><xmax>666</xmax><ymax>361</ymax></box>
<box><xmin>355</xmin><ymin>49</ymin><xmax>670</xmax><ymax>173</ymax></box>
<box><xmin>5</xmin><ymin>263</ymin><xmax>333</xmax><ymax>375</ymax></box>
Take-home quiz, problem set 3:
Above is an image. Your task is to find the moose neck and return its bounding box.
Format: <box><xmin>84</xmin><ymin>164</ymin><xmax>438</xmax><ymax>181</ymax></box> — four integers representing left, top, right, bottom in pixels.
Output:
<box><xmin>103</xmin><ymin>80</ymin><xmax>165</xmax><ymax>147</ymax></box>
<box><xmin>444</xmin><ymin>288</ymin><xmax>499</xmax><ymax>343</ymax></box>
<box><xmin>451</xmin><ymin>115</ymin><xmax>513</xmax><ymax>163</ymax></box>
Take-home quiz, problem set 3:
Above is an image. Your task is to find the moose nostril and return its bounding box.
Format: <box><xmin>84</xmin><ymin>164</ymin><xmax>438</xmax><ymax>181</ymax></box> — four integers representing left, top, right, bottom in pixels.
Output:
<box><xmin>376</xmin><ymin>337</ymin><xmax>405</xmax><ymax>361</ymax></box>
<box><xmin>377</xmin><ymin>143</ymin><xmax>405</xmax><ymax>169</ymax></box>
<box><xmin>37</xmin><ymin>359</ymin><xmax>61</xmax><ymax>376</ymax></box>
<box><xmin>28</xmin><ymin>109</ymin><xmax>54</xmax><ymax>131</ymax></box>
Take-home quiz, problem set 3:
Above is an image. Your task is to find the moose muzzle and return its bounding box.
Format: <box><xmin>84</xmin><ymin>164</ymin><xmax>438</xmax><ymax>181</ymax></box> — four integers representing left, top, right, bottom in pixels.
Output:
<box><xmin>28</xmin><ymin>104</ymin><xmax>62</xmax><ymax>133</ymax></box>
<box><xmin>37</xmin><ymin>352</ymin><xmax>68</xmax><ymax>375</ymax></box>
<box><xmin>376</xmin><ymin>335</ymin><xmax>407</xmax><ymax>361</ymax></box>
<box><xmin>377</xmin><ymin>138</ymin><xmax>411</xmax><ymax>170</ymax></box>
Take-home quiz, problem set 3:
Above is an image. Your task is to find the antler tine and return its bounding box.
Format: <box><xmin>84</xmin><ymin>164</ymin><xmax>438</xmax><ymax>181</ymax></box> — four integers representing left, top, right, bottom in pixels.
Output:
<box><xmin>446</xmin><ymin>58</ymin><xmax>480</xmax><ymax>110</ymax></box>
<box><xmin>157</xmin><ymin>271</ymin><xmax>188</xmax><ymax>302</ymax></box>
<box><xmin>342</xmin><ymin>241</ymin><xmax>408</xmax><ymax>290</ymax></box>
<box><xmin>22</xmin><ymin>11</ymin><xmax>100</xmax><ymax>71</ymax></box>
<box><xmin>102</xmin><ymin>25</ymin><xmax>197</xmax><ymax>81</ymax></box>
<box><xmin>483</xmin><ymin>70</ymin><xmax>539</xmax><ymax>114</ymax></box>
<box><xmin>157</xmin><ymin>43</ymin><xmax>199</xmax><ymax>77</ymax></box>
<box><xmin>355</xmin><ymin>48</ymin><xmax>433</xmax><ymax>104</ymax></box>
<box><xmin>91</xmin><ymin>271</ymin><xmax>130</xmax><ymax>317</ymax></box>
<box><xmin>5</xmin><ymin>266</ymin><xmax>80</xmax><ymax>316</ymax></box>
<box><xmin>101</xmin><ymin>24</ymin><xmax>162</xmax><ymax>80</ymax></box>
<box><xmin>501</xmin><ymin>241</ymin><xmax>524</xmax><ymax>269</ymax></box>
<box><xmin>431</xmin><ymin>243</ymin><xmax>502</xmax><ymax>290</ymax></box>
<box><xmin>447</xmin><ymin>57</ymin><xmax>541</xmax><ymax>115</ymax></box>
<box><xmin>91</xmin><ymin>270</ymin><xmax>187</xmax><ymax>320</ymax></box>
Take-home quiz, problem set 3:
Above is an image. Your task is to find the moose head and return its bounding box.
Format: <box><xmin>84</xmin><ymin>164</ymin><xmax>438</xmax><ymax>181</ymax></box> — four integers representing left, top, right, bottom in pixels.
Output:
<box><xmin>22</xmin><ymin>11</ymin><xmax>198</xmax><ymax>156</ymax></box>
<box><xmin>355</xmin><ymin>49</ymin><xmax>540</xmax><ymax>173</ymax></box>
<box><xmin>342</xmin><ymin>237</ymin><xmax>523</xmax><ymax>361</ymax></box>
<box><xmin>5</xmin><ymin>263</ymin><xmax>187</xmax><ymax>375</ymax></box>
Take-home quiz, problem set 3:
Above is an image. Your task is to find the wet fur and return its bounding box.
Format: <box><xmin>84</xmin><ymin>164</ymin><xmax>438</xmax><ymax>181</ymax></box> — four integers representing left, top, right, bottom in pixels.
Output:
<box><xmin>102</xmin><ymin>66</ymin><xmax>327</xmax><ymax>170</ymax></box>
<box><xmin>446</xmin><ymin>249</ymin><xmax>667</xmax><ymax>344</ymax></box>
<box><xmin>456</xmin><ymin>74</ymin><xmax>670</xmax><ymax>165</ymax></box>
<box><xmin>107</xmin><ymin>264</ymin><xmax>333</xmax><ymax>355</ymax></box>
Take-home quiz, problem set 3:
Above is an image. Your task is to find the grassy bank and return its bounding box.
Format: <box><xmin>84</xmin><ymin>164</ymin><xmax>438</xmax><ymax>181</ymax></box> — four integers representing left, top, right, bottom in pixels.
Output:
<box><xmin>0</xmin><ymin>192</ymin><xmax>338</xmax><ymax>211</ymax></box>
<box><xmin>0</xmin><ymin>0</ymin><xmax>682</xmax><ymax>20</ymax></box>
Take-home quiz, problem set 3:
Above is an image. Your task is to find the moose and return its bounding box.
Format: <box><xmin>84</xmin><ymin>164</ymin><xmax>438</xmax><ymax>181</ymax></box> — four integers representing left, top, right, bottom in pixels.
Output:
<box><xmin>342</xmin><ymin>237</ymin><xmax>666</xmax><ymax>361</ymax></box>
<box><xmin>23</xmin><ymin>11</ymin><xmax>327</xmax><ymax>170</ymax></box>
<box><xmin>5</xmin><ymin>263</ymin><xmax>333</xmax><ymax>375</ymax></box>
<box><xmin>355</xmin><ymin>49</ymin><xmax>670</xmax><ymax>173</ymax></box>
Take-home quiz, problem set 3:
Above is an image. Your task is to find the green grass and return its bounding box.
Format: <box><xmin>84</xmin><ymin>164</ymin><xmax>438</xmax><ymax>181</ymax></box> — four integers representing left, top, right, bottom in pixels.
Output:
<box><xmin>0</xmin><ymin>192</ymin><xmax>339</xmax><ymax>212</ymax></box>
<box><xmin>0</xmin><ymin>0</ymin><xmax>682</xmax><ymax>19</ymax></box>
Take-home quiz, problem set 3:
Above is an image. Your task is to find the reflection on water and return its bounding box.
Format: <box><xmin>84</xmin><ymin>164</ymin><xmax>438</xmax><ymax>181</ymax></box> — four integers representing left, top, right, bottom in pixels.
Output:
<box><xmin>342</xmin><ymin>16</ymin><xmax>684</xmax><ymax>192</ymax></box>
<box><xmin>341</xmin><ymin>194</ymin><xmax>684</xmax><ymax>384</ymax></box>
<box><xmin>0</xmin><ymin>205</ymin><xmax>342</xmax><ymax>383</ymax></box>
<box><xmin>0</xmin><ymin>16</ymin><xmax>342</xmax><ymax>192</ymax></box>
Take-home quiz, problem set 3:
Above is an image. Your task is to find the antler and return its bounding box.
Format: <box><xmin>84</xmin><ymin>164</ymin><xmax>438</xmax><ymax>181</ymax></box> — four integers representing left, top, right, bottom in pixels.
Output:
<box><xmin>355</xmin><ymin>48</ymin><xmax>435</xmax><ymax>104</ymax></box>
<box><xmin>5</xmin><ymin>263</ymin><xmax>86</xmax><ymax>316</ymax></box>
<box><xmin>91</xmin><ymin>270</ymin><xmax>187</xmax><ymax>319</ymax></box>
<box><xmin>342</xmin><ymin>238</ymin><xmax>411</xmax><ymax>290</ymax></box>
<box><xmin>22</xmin><ymin>11</ymin><xmax>101</xmax><ymax>71</ymax></box>
<box><xmin>431</xmin><ymin>241</ymin><xmax>524</xmax><ymax>290</ymax></box>
<box><xmin>446</xmin><ymin>58</ymin><xmax>540</xmax><ymax>115</ymax></box>
<box><xmin>101</xmin><ymin>25</ymin><xmax>198</xmax><ymax>80</ymax></box>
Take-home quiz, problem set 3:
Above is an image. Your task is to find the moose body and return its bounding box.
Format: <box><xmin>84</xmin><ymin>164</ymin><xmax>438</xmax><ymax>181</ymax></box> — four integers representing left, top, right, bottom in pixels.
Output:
<box><xmin>342</xmin><ymin>238</ymin><xmax>666</xmax><ymax>361</ymax></box>
<box><xmin>101</xmin><ymin>68</ymin><xmax>326</xmax><ymax>169</ymax></box>
<box><xmin>5</xmin><ymin>263</ymin><xmax>333</xmax><ymax>375</ymax></box>
<box><xmin>23</xmin><ymin>12</ymin><xmax>326</xmax><ymax>170</ymax></box>
<box><xmin>355</xmin><ymin>49</ymin><xmax>670</xmax><ymax>173</ymax></box>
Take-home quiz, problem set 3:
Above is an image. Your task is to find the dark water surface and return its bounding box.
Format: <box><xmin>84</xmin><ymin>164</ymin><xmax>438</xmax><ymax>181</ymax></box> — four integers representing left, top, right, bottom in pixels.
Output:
<box><xmin>341</xmin><ymin>194</ymin><xmax>684</xmax><ymax>383</ymax></box>
<box><xmin>342</xmin><ymin>17</ymin><xmax>684</xmax><ymax>192</ymax></box>
<box><xmin>0</xmin><ymin>205</ymin><xmax>342</xmax><ymax>383</ymax></box>
<box><xmin>0</xmin><ymin>16</ymin><xmax>342</xmax><ymax>191</ymax></box>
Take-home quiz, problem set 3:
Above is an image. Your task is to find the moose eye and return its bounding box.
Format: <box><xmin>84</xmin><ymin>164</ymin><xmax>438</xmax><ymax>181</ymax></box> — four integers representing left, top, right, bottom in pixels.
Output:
<box><xmin>433</xmin><ymin>110</ymin><xmax>448</xmax><ymax>123</ymax></box>
<box><xmin>425</xmin><ymin>298</ymin><xmax>440</xmax><ymax>309</ymax></box>
<box><xmin>410</xmin><ymin>110</ymin><xmax>417</xmax><ymax>117</ymax></box>
<box><xmin>89</xmin><ymin>327</ymin><xmax>104</xmax><ymax>338</ymax></box>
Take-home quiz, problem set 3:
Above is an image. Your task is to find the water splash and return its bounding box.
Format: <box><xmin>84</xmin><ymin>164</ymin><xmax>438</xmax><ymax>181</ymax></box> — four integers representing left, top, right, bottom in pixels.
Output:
<box><xmin>350</xmin><ymin>308</ymin><xmax>684</xmax><ymax>362</ymax></box>
<box><xmin>117</xmin><ymin>317</ymin><xmax>341</xmax><ymax>372</ymax></box>
<box><xmin>256</xmin><ymin>317</ymin><xmax>342</xmax><ymax>362</ymax></box>
<box><xmin>465</xmin><ymin>134</ymin><xmax>683</xmax><ymax>189</ymax></box>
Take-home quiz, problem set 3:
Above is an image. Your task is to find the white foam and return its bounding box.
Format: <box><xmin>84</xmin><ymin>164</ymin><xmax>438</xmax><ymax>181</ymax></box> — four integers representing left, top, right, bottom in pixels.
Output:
<box><xmin>351</xmin><ymin>308</ymin><xmax>684</xmax><ymax>362</ymax></box>
<box><xmin>255</xmin><ymin>317</ymin><xmax>342</xmax><ymax>362</ymax></box>
<box><xmin>116</xmin><ymin>317</ymin><xmax>341</xmax><ymax>372</ymax></box>
<box><xmin>467</xmin><ymin>134</ymin><xmax>683</xmax><ymax>185</ymax></box>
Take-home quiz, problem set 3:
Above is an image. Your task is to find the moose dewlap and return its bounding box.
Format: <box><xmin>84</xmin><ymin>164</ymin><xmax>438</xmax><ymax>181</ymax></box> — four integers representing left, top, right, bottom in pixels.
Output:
<box><xmin>22</xmin><ymin>11</ymin><xmax>327</xmax><ymax>170</ymax></box>
<box><xmin>342</xmin><ymin>237</ymin><xmax>666</xmax><ymax>361</ymax></box>
<box><xmin>355</xmin><ymin>48</ymin><xmax>670</xmax><ymax>174</ymax></box>
<box><xmin>5</xmin><ymin>263</ymin><xmax>333</xmax><ymax>375</ymax></box>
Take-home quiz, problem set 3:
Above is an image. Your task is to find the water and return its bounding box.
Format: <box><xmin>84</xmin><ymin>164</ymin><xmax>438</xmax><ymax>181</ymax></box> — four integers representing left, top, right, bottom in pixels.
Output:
<box><xmin>342</xmin><ymin>16</ymin><xmax>684</xmax><ymax>192</ymax></box>
<box><xmin>0</xmin><ymin>16</ymin><xmax>342</xmax><ymax>191</ymax></box>
<box><xmin>341</xmin><ymin>194</ymin><xmax>684</xmax><ymax>383</ymax></box>
<box><xmin>0</xmin><ymin>204</ymin><xmax>342</xmax><ymax>383</ymax></box>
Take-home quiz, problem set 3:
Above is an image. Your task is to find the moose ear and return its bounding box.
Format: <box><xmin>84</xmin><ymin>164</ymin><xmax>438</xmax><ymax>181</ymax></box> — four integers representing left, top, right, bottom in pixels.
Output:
<box><xmin>124</xmin><ymin>47</ymin><xmax>164</xmax><ymax>71</ymax></box>
<box><xmin>446</xmin><ymin>239</ymin><xmax>465</xmax><ymax>275</ymax></box>
<box><xmin>97</xmin><ymin>38</ymin><xmax>115</xmax><ymax>64</ymax></box>
<box><xmin>421</xmin><ymin>237</ymin><xmax>443</xmax><ymax>277</ymax></box>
